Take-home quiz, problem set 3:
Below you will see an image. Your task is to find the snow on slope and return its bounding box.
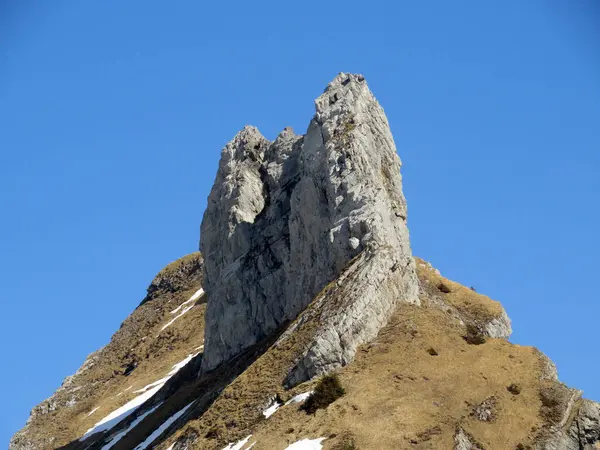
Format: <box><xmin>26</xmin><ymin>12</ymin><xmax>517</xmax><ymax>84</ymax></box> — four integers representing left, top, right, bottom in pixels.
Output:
<box><xmin>161</xmin><ymin>305</ymin><xmax>195</xmax><ymax>331</ymax></box>
<box><xmin>262</xmin><ymin>391</ymin><xmax>313</xmax><ymax>419</ymax></box>
<box><xmin>262</xmin><ymin>400</ymin><xmax>280</xmax><ymax>419</ymax></box>
<box><xmin>134</xmin><ymin>353</ymin><xmax>198</xmax><ymax>394</ymax></box>
<box><xmin>284</xmin><ymin>438</ymin><xmax>326</xmax><ymax>450</ymax></box>
<box><xmin>159</xmin><ymin>288</ymin><xmax>204</xmax><ymax>333</ymax></box>
<box><xmin>133</xmin><ymin>402</ymin><xmax>194</xmax><ymax>450</ymax></box>
<box><xmin>221</xmin><ymin>435</ymin><xmax>254</xmax><ymax>450</ymax></box>
<box><xmin>170</xmin><ymin>288</ymin><xmax>204</xmax><ymax>314</ymax></box>
<box><xmin>81</xmin><ymin>382</ymin><xmax>165</xmax><ymax>440</ymax></box>
<box><xmin>115</xmin><ymin>386</ymin><xmax>132</xmax><ymax>398</ymax></box>
<box><xmin>285</xmin><ymin>392</ymin><xmax>313</xmax><ymax>406</ymax></box>
<box><xmin>101</xmin><ymin>403</ymin><xmax>162</xmax><ymax>450</ymax></box>
<box><xmin>82</xmin><ymin>352</ymin><xmax>200</xmax><ymax>440</ymax></box>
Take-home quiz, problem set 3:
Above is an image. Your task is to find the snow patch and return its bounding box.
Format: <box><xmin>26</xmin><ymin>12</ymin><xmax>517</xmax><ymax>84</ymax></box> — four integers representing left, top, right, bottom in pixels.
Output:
<box><xmin>133</xmin><ymin>376</ymin><xmax>171</xmax><ymax>395</ymax></box>
<box><xmin>158</xmin><ymin>288</ymin><xmax>204</xmax><ymax>333</ymax></box>
<box><xmin>81</xmin><ymin>383</ymin><xmax>163</xmax><ymax>440</ymax></box>
<box><xmin>134</xmin><ymin>353</ymin><xmax>197</xmax><ymax>394</ymax></box>
<box><xmin>115</xmin><ymin>386</ymin><xmax>132</xmax><ymax>398</ymax></box>
<box><xmin>170</xmin><ymin>288</ymin><xmax>204</xmax><ymax>314</ymax></box>
<box><xmin>101</xmin><ymin>403</ymin><xmax>162</xmax><ymax>450</ymax></box>
<box><xmin>262</xmin><ymin>400</ymin><xmax>281</xmax><ymax>418</ymax></box>
<box><xmin>263</xmin><ymin>391</ymin><xmax>313</xmax><ymax>419</ymax></box>
<box><xmin>221</xmin><ymin>434</ymin><xmax>254</xmax><ymax>450</ymax></box>
<box><xmin>171</xmin><ymin>352</ymin><xmax>198</xmax><ymax>372</ymax></box>
<box><xmin>133</xmin><ymin>402</ymin><xmax>194</xmax><ymax>450</ymax></box>
<box><xmin>285</xmin><ymin>391</ymin><xmax>314</xmax><ymax>406</ymax></box>
<box><xmin>161</xmin><ymin>304</ymin><xmax>195</xmax><ymax>332</ymax></box>
<box><xmin>284</xmin><ymin>438</ymin><xmax>326</xmax><ymax>450</ymax></box>
<box><xmin>81</xmin><ymin>353</ymin><xmax>199</xmax><ymax>441</ymax></box>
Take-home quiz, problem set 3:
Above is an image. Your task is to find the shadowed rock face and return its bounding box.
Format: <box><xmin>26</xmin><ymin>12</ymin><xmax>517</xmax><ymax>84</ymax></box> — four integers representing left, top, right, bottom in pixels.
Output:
<box><xmin>200</xmin><ymin>73</ymin><xmax>419</xmax><ymax>373</ymax></box>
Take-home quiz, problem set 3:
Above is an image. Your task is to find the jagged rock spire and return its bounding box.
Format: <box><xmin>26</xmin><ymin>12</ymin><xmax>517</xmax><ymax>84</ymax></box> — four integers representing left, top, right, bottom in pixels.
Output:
<box><xmin>200</xmin><ymin>73</ymin><xmax>419</xmax><ymax>374</ymax></box>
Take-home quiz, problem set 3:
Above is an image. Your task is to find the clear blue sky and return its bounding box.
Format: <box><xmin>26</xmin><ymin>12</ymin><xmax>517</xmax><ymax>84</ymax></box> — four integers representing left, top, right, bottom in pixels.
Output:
<box><xmin>1</xmin><ymin>0</ymin><xmax>598</xmax><ymax>446</ymax></box>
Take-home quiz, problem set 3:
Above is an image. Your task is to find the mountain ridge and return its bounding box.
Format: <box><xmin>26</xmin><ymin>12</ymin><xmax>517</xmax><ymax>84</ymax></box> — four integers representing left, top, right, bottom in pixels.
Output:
<box><xmin>11</xmin><ymin>73</ymin><xmax>600</xmax><ymax>450</ymax></box>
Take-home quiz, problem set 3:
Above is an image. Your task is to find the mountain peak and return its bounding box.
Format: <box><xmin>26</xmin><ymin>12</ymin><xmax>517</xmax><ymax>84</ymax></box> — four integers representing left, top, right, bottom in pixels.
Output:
<box><xmin>11</xmin><ymin>74</ymin><xmax>600</xmax><ymax>450</ymax></box>
<box><xmin>200</xmin><ymin>73</ymin><xmax>418</xmax><ymax>374</ymax></box>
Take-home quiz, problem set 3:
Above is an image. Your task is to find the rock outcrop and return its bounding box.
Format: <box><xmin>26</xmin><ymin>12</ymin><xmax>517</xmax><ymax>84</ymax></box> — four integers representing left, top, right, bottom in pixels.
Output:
<box><xmin>415</xmin><ymin>258</ymin><xmax>512</xmax><ymax>340</ymax></box>
<box><xmin>537</xmin><ymin>398</ymin><xmax>600</xmax><ymax>449</ymax></box>
<box><xmin>200</xmin><ymin>72</ymin><xmax>419</xmax><ymax>375</ymax></box>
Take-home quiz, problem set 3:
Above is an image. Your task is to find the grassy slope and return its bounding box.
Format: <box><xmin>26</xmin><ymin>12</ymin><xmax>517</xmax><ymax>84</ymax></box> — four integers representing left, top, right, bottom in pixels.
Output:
<box><xmin>221</xmin><ymin>304</ymin><xmax>546</xmax><ymax>449</ymax></box>
<box><xmin>159</xmin><ymin>258</ymin><xmax>572</xmax><ymax>450</ymax></box>
<box><xmin>18</xmin><ymin>253</ymin><xmax>577</xmax><ymax>450</ymax></box>
<box><xmin>16</xmin><ymin>253</ymin><xmax>205</xmax><ymax>449</ymax></box>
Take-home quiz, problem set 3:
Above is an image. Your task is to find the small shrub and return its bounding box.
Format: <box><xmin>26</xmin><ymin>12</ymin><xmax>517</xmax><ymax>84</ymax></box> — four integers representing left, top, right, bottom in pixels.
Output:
<box><xmin>463</xmin><ymin>324</ymin><xmax>486</xmax><ymax>345</ymax></box>
<box><xmin>437</xmin><ymin>283</ymin><xmax>451</xmax><ymax>293</ymax></box>
<box><xmin>540</xmin><ymin>389</ymin><xmax>560</xmax><ymax>409</ymax></box>
<box><xmin>539</xmin><ymin>385</ymin><xmax>569</xmax><ymax>424</ymax></box>
<box><xmin>204</xmin><ymin>427</ymin><xmax>221</xmax><ymax>439</ymax></box>
<box><xmin>122</xmin><ymin>360</ymin><xmax>138</xmax><ymax>376</ymax></box>
<box><xmin>342</xmin><ymin>119</ymin><xmax>356</xmax><ymax>135</ymax></box>
<box><xmin>332</xmin><ymin>436</ymin><xmax>358</xmax><ymax>450</ymax></box>
<box><xmin>427</xmin><ymin>347</ymin><xmax>439</xmax><ymax>356</ymax></box>
<box><xmin>302</xmin><ymin>374</ymin><xmax>345</xmax><ymax>414</ymax></box>
<box><xmin>507</xmin><ymin>383</ymin><xmax>522</xmax><ymax>395</ymax></box>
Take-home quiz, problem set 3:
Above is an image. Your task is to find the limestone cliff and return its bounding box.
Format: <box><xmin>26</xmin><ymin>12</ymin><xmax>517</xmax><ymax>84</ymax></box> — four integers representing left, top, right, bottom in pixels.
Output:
<box><xmin>200</xmin><ymin>73</ymin><xmax>419</xmax><ymax>376</ymax></box>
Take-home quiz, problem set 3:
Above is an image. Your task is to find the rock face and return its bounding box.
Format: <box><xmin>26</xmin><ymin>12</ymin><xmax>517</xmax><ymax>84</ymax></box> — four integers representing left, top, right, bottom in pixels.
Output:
<box><xmin>454</xmin><ymin>428</ymin><xmax>484</xmax><ymax>450</ymax></box>
<box><xmin>538</xmin><ymin>399</ymin><xmax>600</xmax><ymax>450</ymax></box>
<box><xmin>200</xmin><ymin>73</ymin><xmax>419</xmax><ymax>373</ymax></box>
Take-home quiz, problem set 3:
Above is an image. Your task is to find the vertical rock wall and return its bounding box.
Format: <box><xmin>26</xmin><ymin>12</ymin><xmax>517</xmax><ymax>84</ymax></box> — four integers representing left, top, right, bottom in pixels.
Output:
<box><xmin>200</xmin><ymin>73</ymin><xmax>419</xmax><ymax>373</ymax></box>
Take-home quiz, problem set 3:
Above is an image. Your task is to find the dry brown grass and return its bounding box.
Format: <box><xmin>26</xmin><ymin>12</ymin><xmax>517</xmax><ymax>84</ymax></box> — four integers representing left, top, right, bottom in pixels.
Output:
<box><xmin>71</xmin><ymin>296</ymin><xmax>206</xmax><ymax>439</ymax></box>
<box><xmin>302</xmin><ymin>375</ymin><xmax>345</xmax><ymax>414</ymax></box>
<box><xmin>153</xmin><ymin>258</ymin><xmax>576</xmax><ymax>450</ymax></box>
<box><xmin>23</xmin><ymin>255</ymin><xmax>579</xmax><ymax>450</ymax></box>
<box><xmin>162</xmin><ymin>301</ymin><xmax>553</xmax><ymax>450</ymax></box>
<box><xmin>155</xmin><ymin>253</ymin><xmax>201</xmax><ymax>280</ymax></box>
<box><xmin>19</xmin><ymin>254</ymin><xmax>205</xmax><ymax>449</ymax></box>
<box><xmin>415</xmin><ymin>257</ymin><xmax>504</xmax><ymax>323</ymax></box>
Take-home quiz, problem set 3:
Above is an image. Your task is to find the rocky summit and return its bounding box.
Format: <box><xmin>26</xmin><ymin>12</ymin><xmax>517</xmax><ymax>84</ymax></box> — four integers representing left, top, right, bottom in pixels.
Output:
<box><xmin>11</xmin><ymin>74</ymin><xmax>600</xmax><ymax>450</ymax></box>
<box><xmin>200</xmin><ymin>73</ymin><xmax>418</xmax><ymax>377</ymax></box>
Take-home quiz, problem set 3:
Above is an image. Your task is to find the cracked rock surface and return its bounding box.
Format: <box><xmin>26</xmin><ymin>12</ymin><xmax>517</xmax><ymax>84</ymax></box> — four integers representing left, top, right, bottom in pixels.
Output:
<box><xmin>200</xmin><ymin>72</ymin><xmax>419</xmax><ymax>374</ymax></box>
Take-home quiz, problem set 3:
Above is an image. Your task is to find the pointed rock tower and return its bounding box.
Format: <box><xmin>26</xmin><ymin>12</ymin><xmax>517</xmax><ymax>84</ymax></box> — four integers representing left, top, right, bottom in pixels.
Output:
<box><xmin>200</xmin><ymin>73</ymin><xmax>419</xmax><ymax>377</ymax></box>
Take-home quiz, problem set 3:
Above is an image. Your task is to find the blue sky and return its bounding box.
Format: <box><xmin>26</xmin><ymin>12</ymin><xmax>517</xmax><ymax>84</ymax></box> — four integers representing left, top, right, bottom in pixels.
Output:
<box><xmin>1</xmin><ymin>0</ymin><xmax>598</xmax><ymax>446</ymax></box>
